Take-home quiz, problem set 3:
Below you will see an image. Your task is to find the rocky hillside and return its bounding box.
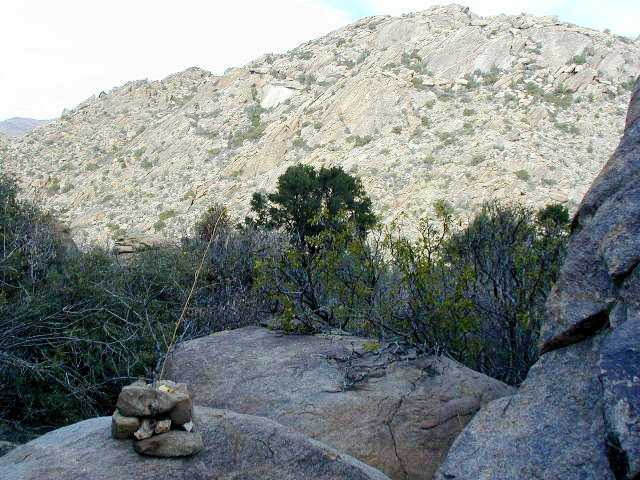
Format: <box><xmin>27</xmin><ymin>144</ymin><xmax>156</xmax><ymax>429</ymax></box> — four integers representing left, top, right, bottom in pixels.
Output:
<box><xmin>2</xmin><ymin>5</ymin><xmax>639</xmax><ymax>245</ymax></box>
<box><xmin>0</xmin><ymin>117</ymin><xmax>51</xmax><ymax>137</ymax></box>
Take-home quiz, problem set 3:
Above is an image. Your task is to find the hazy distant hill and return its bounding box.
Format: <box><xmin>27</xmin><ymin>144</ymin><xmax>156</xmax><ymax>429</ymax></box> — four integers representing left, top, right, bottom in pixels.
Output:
<box><xmin>2</xmin><ymin>5</ymin><xmax>639</xmax><ymax>246</ymax></box>
<box><xmin>0</xmin><ymin>117</ymin><xmax>51</xmax><ymax>137</ymax></box>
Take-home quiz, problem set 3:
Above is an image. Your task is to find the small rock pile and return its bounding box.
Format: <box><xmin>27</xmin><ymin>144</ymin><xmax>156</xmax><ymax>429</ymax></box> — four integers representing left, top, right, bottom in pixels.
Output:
<box><xmin>111</xmin><ymin>379</ymin><xmax>204</xmax><ymax>457</ymax></box>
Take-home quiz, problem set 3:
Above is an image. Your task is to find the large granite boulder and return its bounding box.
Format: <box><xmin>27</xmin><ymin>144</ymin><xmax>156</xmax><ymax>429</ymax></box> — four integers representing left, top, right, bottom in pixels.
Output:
<box><xmin>164</xmin><ymin>326</ymin><xmax>514</xmax><ymax>480</ymax></box>
<box><xmin>435</xmin><ymin>77</ymin><xmax>640</xmax><ymax>479</ymax></box>
<box><xmin>0</xmin><ymin>406</ymin><xmax>390</xmax><ymax>480</ymax></box>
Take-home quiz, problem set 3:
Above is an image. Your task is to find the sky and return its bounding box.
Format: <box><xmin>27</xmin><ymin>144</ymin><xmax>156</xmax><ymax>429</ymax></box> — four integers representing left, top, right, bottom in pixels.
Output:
<box><xmin>1</xmin><ymin>0</ymin><xmax>638</xmax><ymax>121</ymax></box>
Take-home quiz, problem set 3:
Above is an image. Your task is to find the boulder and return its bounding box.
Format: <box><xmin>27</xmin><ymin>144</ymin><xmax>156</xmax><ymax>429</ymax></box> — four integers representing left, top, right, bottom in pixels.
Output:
<box><xmin>435</xmin><ymin>332</ymin><xmax>614</xmax><ymax>479</ymax></box>
<box><xmin>164</xmin><ymin>326</ymin><xmax>514</xmax><ymax>480</ymax></box>
<box><xmin>0</xmin><ymin>406</ymin><xmax>390</xmax><ymax>480</ymax></box>
<box><xmin>434</xmin><ymin>76</ymin><xmax>640</xmax><ymax>479</ymax></box>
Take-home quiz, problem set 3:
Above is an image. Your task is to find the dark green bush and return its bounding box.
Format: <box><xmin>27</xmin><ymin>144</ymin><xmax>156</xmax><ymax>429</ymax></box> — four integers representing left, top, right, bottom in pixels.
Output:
<box><xmin>1</xmin><ymin>177</ymin><xmax>273</xmax><ymax>437</ymax></box>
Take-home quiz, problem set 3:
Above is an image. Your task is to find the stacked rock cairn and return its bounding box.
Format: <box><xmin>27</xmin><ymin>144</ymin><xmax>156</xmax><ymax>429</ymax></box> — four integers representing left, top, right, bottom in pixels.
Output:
<box><xmin>111</xmin><ymin>379</ymin><xmax>204</xmax><ymax>457</ymax></box>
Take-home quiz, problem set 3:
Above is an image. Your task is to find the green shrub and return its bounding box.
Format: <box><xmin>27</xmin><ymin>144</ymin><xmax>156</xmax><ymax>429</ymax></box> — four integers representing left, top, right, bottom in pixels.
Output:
<box><xmin>433</xmin><ymin>198</ymin><xmax>454</xmax><ymax>218</ymax></box>
<box><xmin>568</xmin><ymin>55</ymin><xmax>587</xmax><ymax>65</ymax></box>
<box><xmin>292</xmin><ymin>137</ymin><xmax>307</xmax><ymax>148</ymax></box>
<box><xmin>347</xmin><ymin>135</ymin><xmax>373</xmax><ymax>146</ymax></box>
<box><xmin>194</xmin><ymin>203</ymin><xmax>231</xmax><ymax>241</ymax></box>
<box><xmin>515</xmin><ymin>169</ymin><xmax>530</xmax><ymax>181</ymax></box>
<box><xmin>158</xmin><ymin>210</ymin><xmax>176</xmax><ymax>222</ymax></box>
<box><xmin>1</xmin><ymin>182</ymin><xmax>273</xmax><ymax>436</ymax></box>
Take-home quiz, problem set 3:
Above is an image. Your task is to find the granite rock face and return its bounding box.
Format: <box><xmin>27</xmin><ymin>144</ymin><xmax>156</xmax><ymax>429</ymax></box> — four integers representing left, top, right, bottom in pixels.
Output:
<box><xmin>435</xmin><ymin>77</ymin><xmax>640</xmax><ymax>479</ymax></box>
<box><xmin>0</xmin><ymin>406</ymin><xmax>390</xmax><ymax>480</ymax></box>
<box><xmin>165</xmin><ymin>326</ymin><xmax>514</xmax><ymax>480</ymax></box>
<box><xmin>435</xmin><ymin>333</ymin><xmax>614</xmax><ymax>479</ymax></box>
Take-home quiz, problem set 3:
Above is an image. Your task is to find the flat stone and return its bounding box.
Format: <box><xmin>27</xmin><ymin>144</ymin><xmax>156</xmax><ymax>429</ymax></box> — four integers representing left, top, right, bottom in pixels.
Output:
<box><xmin>116</xmin><ymin>381</ymin><xmax>189</xmax><ymax>417</ymax></box>
<box><xmin>111</xmin><ymin>410</ymin><xmax>140</xmax><ymax>439</ymax></box>
<box><xmin>134</xmin><ymin>431</ymin><xmax>203</xmax><ymax>457</ymax></box>
<box><xmin>157</xmin><ymin>380</ymin><xmax>192</xmax><ymax>426</ymax></box>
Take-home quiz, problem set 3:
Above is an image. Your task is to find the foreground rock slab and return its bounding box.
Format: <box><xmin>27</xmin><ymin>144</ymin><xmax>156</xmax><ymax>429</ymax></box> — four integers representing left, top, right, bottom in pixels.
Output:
<box><xmin>165</xmin><ymin>326</ymin><xmax>514</xmax><ymax>480</ymax></box>
<box><xmin>0</xmin><ymin>406</ymin><xmax>390</xmax><ymax>480</ymax></box>
<box><xmin>435</xmin><ymin>333</ymin><xmax>614</xmax><ymax>479</ymax></box>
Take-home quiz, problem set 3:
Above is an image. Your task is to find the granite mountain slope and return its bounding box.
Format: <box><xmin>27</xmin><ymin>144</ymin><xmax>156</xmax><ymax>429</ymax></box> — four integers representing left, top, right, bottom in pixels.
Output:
<box><xmin>2</xmin><ymin>4</ymin><xmax>639</xmax><ymax>245</ymax></box>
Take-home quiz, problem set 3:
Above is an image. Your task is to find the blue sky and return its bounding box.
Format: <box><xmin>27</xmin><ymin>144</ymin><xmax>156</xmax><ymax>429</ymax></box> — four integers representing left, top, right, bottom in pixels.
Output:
<box><xmin>1</xmin><ymin>1</ymin><xmax>638</xmax><ymax>120</ymax></box>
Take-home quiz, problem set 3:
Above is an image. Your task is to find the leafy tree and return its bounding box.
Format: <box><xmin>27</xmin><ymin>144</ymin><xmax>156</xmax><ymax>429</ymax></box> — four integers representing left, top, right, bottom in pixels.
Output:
<box><xmin>248</xmin><ymin>165</ymin><xmax>376</xmax><ymax>252</ymax></box>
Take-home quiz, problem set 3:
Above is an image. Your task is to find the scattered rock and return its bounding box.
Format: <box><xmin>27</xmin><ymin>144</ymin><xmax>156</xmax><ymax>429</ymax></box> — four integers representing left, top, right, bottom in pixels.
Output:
<box><xmin>0</xmin><ymin>407</ymin><xmax>391</xmax><ymax>480</ymax></box>
<box><xmin>112</xmin><ymin>233</ymin><xmax>167</xmax><ymax>255</ymax></box>
<box><xmin>165</xmin><ymin>326</ymin><xmax>514</xmax><ymax>480</ymax></box>
<box><xmin>3</xmin><ymin>7</ymin><xmax>638</xmax><ymax>245</ymax></box>
<box><xmin>134</xmin><ymin>431</ymin><xmax>203</xmax><ymax>457</ymax></box>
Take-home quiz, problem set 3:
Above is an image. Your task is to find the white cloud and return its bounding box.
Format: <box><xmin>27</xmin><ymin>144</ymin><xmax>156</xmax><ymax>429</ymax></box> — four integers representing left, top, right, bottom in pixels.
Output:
<box><xmin>0</xmin><ymin>0</ymin><xmax>351</xmax><ymax>119</ymax></box>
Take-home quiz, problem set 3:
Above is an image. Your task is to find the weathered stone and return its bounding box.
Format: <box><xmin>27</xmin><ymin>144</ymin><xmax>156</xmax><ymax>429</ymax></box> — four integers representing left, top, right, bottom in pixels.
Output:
<box><xmin>153</xmin><ymin>419</ymin><xmax>171</xmax><ymax>434</ymax></box>
<box><xmin>0</xmin><ymin>406</ymin><xmax>391</xmax><ymax>480</ymax></box>
<box><xmin>435</xmin><ymin>333</ymin><xmax>615</xmax><ymax>479</ymax></box>
<box><xmin>165</xmin><ymin>326</ymin><xmax>513</xmax><ymax>480</ymax></box>
<box><xmin>156</xmin><ymin>380</ymin><xmax>192</xmax><ymax>426</ymax></box>
<box><xmin>601</xmin><ymin>306</ymin><xmax>640</xmax><ymax>479</ymax></box>
<box><xmin>134</xmin><ymin>431</ymin><xmax>203</xmax><ymax>457</ymax></box>
<box><xmin>133</xmin><ymin>418</ymin><xmax>154</xmax><ymax>440</ymax></box>
<box><xmin>111</xmin><ymin>409</ymin><xmax>140</xmax><ymax>439</ymax></box>
<box><xmin>116</xmin><ymin>381</ymin><xmax>189</xmax><ymax>417</ymax></box>
<box><xmin>626</xmin><ymin>76</ymin><xmax>640</xmax><ymax>129</ymax></box>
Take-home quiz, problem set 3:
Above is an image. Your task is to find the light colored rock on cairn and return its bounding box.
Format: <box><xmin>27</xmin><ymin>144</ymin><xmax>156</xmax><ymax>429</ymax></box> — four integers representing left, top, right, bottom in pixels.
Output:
<box><xmin>111</xmin><ymin>379</ymin><xmax>203</xmax><ymax>457</ymax></box>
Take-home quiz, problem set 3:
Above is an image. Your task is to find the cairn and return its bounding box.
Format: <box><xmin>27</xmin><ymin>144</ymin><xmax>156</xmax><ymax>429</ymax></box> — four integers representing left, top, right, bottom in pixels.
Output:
<box><xmin>111</xmin><ymin>379</ymin><xmax>204</xmax><ymax>457</ymax></box>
